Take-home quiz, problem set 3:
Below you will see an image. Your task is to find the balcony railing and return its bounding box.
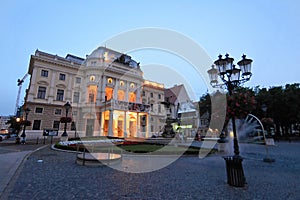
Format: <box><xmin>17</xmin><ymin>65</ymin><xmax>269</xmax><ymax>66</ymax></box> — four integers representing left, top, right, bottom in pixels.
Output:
<box><xmin>103</xmin><ymin>99</ymin><xmax>150</xmax><ymax>112</ymax></box>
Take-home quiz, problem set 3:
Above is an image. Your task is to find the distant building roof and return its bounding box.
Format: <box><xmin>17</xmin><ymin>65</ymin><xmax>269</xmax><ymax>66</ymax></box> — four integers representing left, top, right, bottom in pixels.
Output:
<box><xmin>87</xmin><ymin>46</ymin><xmax>140</xmax><ymax>69</ymax></box>
<box><xmin>164</xmin><ymin>84</ymin><xmax>190</xmax><ymax>104</ymax></box>
<box><xmin>65</xmin><ymin>54</ymin><xmax>84</xmax><ymax>64</ymax></box>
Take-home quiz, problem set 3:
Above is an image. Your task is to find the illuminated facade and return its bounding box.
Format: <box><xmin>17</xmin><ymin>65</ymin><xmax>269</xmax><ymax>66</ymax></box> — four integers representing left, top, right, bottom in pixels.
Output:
<box><xmin>25</xmin><ymin>47</ymin><xmax>165</xmax><ymax>138</ymax></box>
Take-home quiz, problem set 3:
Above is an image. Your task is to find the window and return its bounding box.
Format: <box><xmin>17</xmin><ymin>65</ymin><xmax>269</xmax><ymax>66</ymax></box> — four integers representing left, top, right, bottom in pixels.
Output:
<box><xmin>151</xmin><ymin>125</ymin><xmax>154</xmax><ymax>132</ymax></box>
<box><xmin>32</xmin><ymin>120</ymin><xmax>41</xmax><ymax>130</ymax></box>
<box><xmin>53</xmin><ymin>121</ymin><xmax>60</xmax><ymax>129</ymax></box>
<box><xmin>89</xmin><ymin>92</ymin><xmax>95</xmax><ymax>103</ymax></box>
<box><xmin>56</xmin><ymin>89</ymin><xmax>64</xmax><ymax>101</ymax></box>
<box><xmin>107</xmin><ymin>78</ymin><xmax>113</xmax><ymax>84</ymax></box>
<box><xmin>75</xmin><ymin>77</ymin><xmax>81</xmax><ymax>84</ymax></box>
<box><xmin>37</xmin><ymin>86</ymin><xmax>46</xmax><ymax>99</ymax></box>
<box><xmin>73</xmin><ymin>111</ymin><xmax>77</xmax><ymax>116</ymax></box>
<box><xmin>55</xmin><ymin>109</ymin><xmax>62</xmax><ymax>115</ymax></box>
<box><xmin>150</xmin><ymin>92</ymin><xmax>153</xmax><ymax>98</ymax></box>
<box><xmin>158</xmin><ymin>105</ymin><xmax>161</xmax><ymax>113</ymax></box>
<box><xmin>59</xmin><ymin>73</ymin><xmax>66</xmax><ymax>81</ymax></box>
<box><xmin>35</xmin><ymin>107</ymin><xmax>43</xmax><ymax>113</ymax></box>
<box><xmin>105</xmin><ymin>87</ymin><xmax>113</xmax><ymax>101</ymax></box>
<box><xmin>130</xmin><ymin>83</ymin><xmax>135</xmax><ymax>88</ymax></box>
<box><xmin>71</xmin><ymin>121</ymin><xmax>76</xmax><ymax>131</ymax></box>
<box><xmin>129</xmin><ymin>92</ymin><xmax>136</xmax><ymax>102</ymax></box>
<box><xmin>90</xmin><ymin>75</ymin><xmax>95</xmax><ymax>82</ymax></box>
<box><xmin>142</xmin><ymin>91</ymin><xmax>145</xmax><ymax>96</ymax></box>
<box><xmin>158</xmin><ymin>94</ymin><xmax>162</xmax><ymax>99</ymax></box>
<box><xmin>73</xmin><ymin>92</ymin><xmax>80</xmax><ymax>103</ymax></box>
<box><xmin>118</xmin><ymin>90</ymin><xmax>125</xmax><ymax>101</ymax></box>
<box><xmin>88</xmin><ymin>85</ymin><xmax>97</xmax><ymax>103</ymax></box>
<box><xmin>120</xmin><ymin>81</ymin><xmax>124</xmax><ymax>86</ymax></box>
<box><xmin>41</xmin><ymin>70</ymin><xmax>48</xmax><ymax>77</ymax></box>
<box><xmin>151</xmin><ymin>103</ymin><xmax>153</xmax><ymax>112</ymax></box>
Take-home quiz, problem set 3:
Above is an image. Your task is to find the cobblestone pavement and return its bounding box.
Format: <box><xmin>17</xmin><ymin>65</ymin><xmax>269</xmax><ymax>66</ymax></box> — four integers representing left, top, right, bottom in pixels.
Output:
<box><xmin>1</xmin><ymin>142</ymin><xmax>300</xmax><ymax>200</ymax></box>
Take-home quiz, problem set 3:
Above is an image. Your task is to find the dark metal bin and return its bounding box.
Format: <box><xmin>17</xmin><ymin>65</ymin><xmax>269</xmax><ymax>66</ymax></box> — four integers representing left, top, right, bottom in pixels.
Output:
<box><xmin>224</xmin><ymin>156</ymin><xmax>246</xmax><ymax>187</ymax></box>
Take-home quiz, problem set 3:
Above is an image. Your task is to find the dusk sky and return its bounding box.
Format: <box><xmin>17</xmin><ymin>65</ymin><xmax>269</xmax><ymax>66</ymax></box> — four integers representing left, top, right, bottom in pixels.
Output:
<box><xmin>0</xmin><ymin>0</ymin><xmax>299</xmax><ymax>116</ymax></box>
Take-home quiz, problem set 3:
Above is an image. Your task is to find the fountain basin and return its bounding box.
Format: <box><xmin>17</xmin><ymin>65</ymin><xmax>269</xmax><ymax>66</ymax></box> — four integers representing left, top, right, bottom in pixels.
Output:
<box><xmin>76</xmin><ymin>152</ymin><xmax>122</xmax><ymax>166</ymax></box>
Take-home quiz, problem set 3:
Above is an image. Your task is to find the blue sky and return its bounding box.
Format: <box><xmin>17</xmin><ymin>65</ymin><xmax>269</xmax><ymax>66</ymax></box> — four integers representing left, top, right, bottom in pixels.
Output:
<box><xmin>0</xmin><ymin>0</ymin><xmax>299</xmax><ymax>116</ymax></box>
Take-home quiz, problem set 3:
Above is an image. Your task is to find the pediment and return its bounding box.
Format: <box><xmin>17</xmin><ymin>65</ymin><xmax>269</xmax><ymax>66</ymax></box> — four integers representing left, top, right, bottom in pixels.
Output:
<box><xmin>56</xmin><ymin>84</ymin><xmax>66</xmax><ymax>89</ymax></box>
<box><xmin>37</xmin><ymin>80</ymin><xmax>49</xmax><ymax>86</ymax></box>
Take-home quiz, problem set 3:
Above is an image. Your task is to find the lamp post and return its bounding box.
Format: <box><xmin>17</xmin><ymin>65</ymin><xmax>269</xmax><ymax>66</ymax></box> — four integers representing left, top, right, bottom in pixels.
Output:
<box><xmin>20</xmin><ymin>108</ymin><xmax>30</xmax><ymax>144</ymax></box>
<box><xmin>207</xmin><ymin>53</ymin><xmax>253</xmax><ymax>187</ymax></box>
<box><xmin>62</xmin><ymin>102</ymin><xmax>71</xmax><ymax>137</ymax></box>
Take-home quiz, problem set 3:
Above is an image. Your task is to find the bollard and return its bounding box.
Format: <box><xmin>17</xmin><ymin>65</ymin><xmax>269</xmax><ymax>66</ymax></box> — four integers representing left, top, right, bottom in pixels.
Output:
<box><xmin>223</xmin><ymin>156</ymin><xmax>246</xmax><ymax>187</ymax></box>
<box><xmin>36</xmin><ymin>137</ymin><xmax>39</xmax><ymax>144</ymax></box>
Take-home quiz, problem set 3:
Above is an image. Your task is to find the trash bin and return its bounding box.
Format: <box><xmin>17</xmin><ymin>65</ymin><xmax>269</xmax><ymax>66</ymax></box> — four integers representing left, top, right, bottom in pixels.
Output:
<box><xmin>223</xmin><ymin>156</ymin><xmax>246</xmax><ymax>187</ymax></box>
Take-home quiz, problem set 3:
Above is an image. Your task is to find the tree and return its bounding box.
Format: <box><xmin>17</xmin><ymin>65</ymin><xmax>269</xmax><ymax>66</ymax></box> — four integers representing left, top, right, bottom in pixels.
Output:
<box><xmin>6</xmin><ymin>116</ymin><xmax>22</xmax><ymax>135</ymax></box>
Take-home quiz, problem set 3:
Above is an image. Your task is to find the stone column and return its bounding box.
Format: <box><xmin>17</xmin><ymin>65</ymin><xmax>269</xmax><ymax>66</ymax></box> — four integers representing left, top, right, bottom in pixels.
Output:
<box><xmin>48</xmin><ymin>71</ymin><xmax>56</xmax><ymax>103</ymax></box>
<box><xmin>101</xmin><ymin>75</ymin><xmax>106</xmax><ymax>102</ymax></box>
<box><xmin>125</xmin><ymin>81</ymin><xmax>129</xmax><ymax>102</ymax></box>
<box><xmin>124</xmin><ymin>111</ymin><xmax>127</xmax><ymax>138</ymax></box>
<box><xmin>66</xmin><ymin>74</ymin><xmax>73</xmax><ymax>102</ymax></box>
<box><xmin>113</xmin><ymin>79</ymin><xmax>118</xmax><ymax>100</ymax></box>
<box><xmin>108</xmin><ymin>110</ymin><xmax>114</xmax><ymax>137</ymax></box>
<box><xmin>96</xmin><ymin>81</ymin><xmax>101</xmax><ymax>106</ymax></box>
<box><xmin>136</xmin><ymin>112</ymin><xmax>139</xmax><ymax>138</ymax></box>
<box><xmin>27</xmin><ymin>68</ymin><xmax>38</xmax><ymax>101</ymax></box>
<box><xmin>136</xmin><ymin>84</ymin><xmax>141</xmax><ymax>103</ymax></box>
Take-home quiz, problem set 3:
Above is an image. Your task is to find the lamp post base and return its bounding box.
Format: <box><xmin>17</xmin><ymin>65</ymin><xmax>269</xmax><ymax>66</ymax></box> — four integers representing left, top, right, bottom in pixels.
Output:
<box><xmin>224</xmin><ymin>155</ymin><xmax>246</xmax><ymax>187</ymax></box>
<box><xmin>60</xmin><ymin>135</ymin><xmax>68</xmax><ymax>142</ymax></box>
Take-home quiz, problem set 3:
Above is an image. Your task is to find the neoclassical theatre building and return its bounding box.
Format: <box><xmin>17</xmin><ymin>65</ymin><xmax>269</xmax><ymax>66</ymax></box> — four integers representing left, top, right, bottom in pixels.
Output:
<box><xmin>25</xmin><ymin>47</ymin><xmax>167</xmax><ymax>138</ymax></box>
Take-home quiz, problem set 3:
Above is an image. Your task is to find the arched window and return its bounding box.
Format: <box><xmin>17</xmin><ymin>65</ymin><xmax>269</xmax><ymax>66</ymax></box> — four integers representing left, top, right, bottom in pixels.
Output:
<box><xmin>129</xmin><ymin>92</ymin><xmax>136</xmax><ymax>102</ymax></box>
<box><xmin>118</xmin><ymin>90</ymin><xmax>125</xmax><ymax>101</ymax></box>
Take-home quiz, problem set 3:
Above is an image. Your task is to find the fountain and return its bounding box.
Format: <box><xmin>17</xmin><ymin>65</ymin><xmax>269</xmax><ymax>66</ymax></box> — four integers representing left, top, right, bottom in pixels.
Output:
<box><xmin>225</xmin><ymin>114</ymin><xmax>275</xmax><ymax>162</ymax></box>
<box><xmin>161</xmin><ymin>98</ymin><xmax>180</xmax><ymax>138</ymax></box>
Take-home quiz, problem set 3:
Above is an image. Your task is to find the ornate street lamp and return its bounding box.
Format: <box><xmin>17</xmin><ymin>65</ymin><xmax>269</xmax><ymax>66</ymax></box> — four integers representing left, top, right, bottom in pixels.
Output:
<box><xmin>20</xmin><ymin>108</ymin><xmax>31</xmax><ymax>144</ymax></box>
<box><xmin>208</xmin><ymin>53</ymin><xmax>253</xmax><ymax>187</ymax></box>
<box><xmin>62</xmin><ymin>102</ymin><xmax>71</xmax><ymax>137</ymax></box>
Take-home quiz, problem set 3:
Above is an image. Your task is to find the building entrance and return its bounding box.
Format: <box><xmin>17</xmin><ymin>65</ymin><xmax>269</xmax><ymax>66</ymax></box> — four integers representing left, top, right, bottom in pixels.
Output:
<box><xmin>86</xmin><ymin>119</ymin><xmax>94</xmax><ymax>136</ymax></box>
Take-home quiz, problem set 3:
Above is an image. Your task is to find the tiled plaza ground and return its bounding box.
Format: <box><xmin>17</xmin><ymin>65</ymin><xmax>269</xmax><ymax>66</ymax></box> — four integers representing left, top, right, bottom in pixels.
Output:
<box><xmin>1</xmin><ymin>140</ymin><xmax>300</xmax><ymax>200</ymax></box>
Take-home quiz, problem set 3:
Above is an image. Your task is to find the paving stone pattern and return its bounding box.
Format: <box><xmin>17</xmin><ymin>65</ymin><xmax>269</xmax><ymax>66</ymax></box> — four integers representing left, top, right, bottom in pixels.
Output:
<box><xmin>4</xmin><ymin>142</ymin><xmax>300</xmax><ymax>200</ymax></box>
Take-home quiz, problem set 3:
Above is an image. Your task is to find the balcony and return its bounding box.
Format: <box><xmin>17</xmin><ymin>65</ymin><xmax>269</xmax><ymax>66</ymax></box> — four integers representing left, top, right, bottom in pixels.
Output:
<box><xmin>103</xmin><ymin>99</ymin><xmax>150</xmax><ymax>112</ymax></box>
